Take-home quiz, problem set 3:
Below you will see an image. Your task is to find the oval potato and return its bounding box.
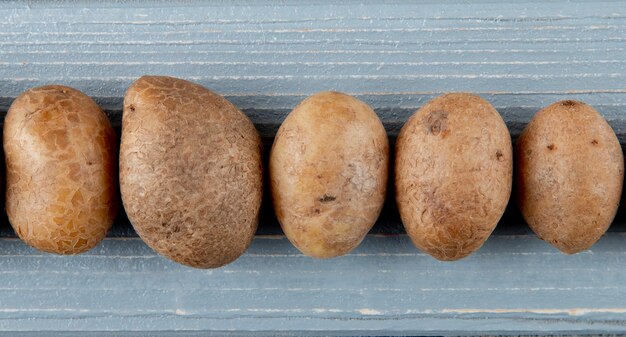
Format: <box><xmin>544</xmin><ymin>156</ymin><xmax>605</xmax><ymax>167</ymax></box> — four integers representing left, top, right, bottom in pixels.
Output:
<box><xmin>395</xmin><ymin>93</ymin><xmax>512</xmax><ymax>260</ymax></box>
<box><xmin>120</xmin><ymin>76</ymin><xmax>263</xmax><ymax>268</ymax></box>
<box><xmin>4</xmin><ymin>85</ymin><xmax>118</xmax><ymax>254</ymax></box>
<box><xmin>270</xmin><ymin>91</ymin><xmax>388</xmax><ymax>258</ymax></box>
<box><xmin>516</xmin><ymin>100</ymin><xmax>624</xmax><ymax>254</ymax></box>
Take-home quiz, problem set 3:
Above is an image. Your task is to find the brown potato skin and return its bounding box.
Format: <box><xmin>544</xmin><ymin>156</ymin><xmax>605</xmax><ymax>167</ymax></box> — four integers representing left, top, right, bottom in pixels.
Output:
<box><xmin>120</xmin><ymin>76</ymin><xmax>262</xmax><ymax>268</ymax></box>
<box><xmin>395</xmin><ymin>93</ymin><xmax>512</xmax><ymax>261</ymax></box>
<box><xmin>4</xmin><ymin>85</ymin><xmax>118</xmax><ymax>254</ymax></box>
<box><xmin>270</xmin><ymin>91</ymin><xmax>388</xmax><ymax>258</ymax></box>
<box><xmin>516</xmin><ymin>100</ymin><xmax>624</xmax><ymax>254</ymax></box>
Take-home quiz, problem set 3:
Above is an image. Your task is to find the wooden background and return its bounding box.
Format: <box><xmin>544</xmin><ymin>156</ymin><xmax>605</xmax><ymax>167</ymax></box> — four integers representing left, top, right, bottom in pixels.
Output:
<box><xmin>0</xmin><ymin>0</ymin><xmax>625</xmax><ymax>335</ymax></box>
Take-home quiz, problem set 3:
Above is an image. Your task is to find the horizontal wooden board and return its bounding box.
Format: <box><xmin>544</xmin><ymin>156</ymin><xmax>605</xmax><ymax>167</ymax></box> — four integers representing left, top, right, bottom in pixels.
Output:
<box><xmin>0</xmin><ymin>0</ymin><xmax>625</xmax><ymax>139</ymax></box>
<box><xmin>0</xmin><ymin>234</ymin><xmax>626</xmax><ymax>335</ymax></box>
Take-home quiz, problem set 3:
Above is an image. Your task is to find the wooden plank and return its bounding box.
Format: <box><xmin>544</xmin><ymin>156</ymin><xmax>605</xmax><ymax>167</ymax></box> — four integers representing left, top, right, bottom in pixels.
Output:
<box><xmin>0</xmin><ymin>235</ymin><xmax>625</xmax><ymax>335</ymax></box>
<box><xmin>0</xmin><ymin>0</ymin><xmax>625</xmax><ymax>139</ymax></box>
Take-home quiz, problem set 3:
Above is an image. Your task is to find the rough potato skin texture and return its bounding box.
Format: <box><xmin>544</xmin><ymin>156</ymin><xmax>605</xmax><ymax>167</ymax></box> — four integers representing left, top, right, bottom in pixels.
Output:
<box><xmin>395</xmin><ymin>93</ymin><xmax>512</xmax><ymax>261</ymax></box>
<box><xmin>270</xmin><ymin>91</ymin><xmax>389</xmax><ymax>258</ymax></box>
<box><xmin>120</xmin><ymin>76</ymin><xmax>262</xmax><ymax>268</ymax></box>
<box><xmin>4</xmin><ymin>85</ymin><xmax>118</xmax><ymax>254</ymax></box>
<box><xmin>516</xmin><ymin>100</ymin><xmax>624</xmax><ymax>254</ymax></box>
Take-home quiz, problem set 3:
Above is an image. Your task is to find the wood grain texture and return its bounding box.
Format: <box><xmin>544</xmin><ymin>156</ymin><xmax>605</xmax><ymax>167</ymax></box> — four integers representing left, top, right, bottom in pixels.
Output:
<box><xmin>0</xmin><ymin>0</ymin><xmax>625</xmax><ymax>139</ymax></box>
<box><xmin>0</xmin><ymin>0</ymin><xmax>625</xmax><ymax>334</ymax></box>
<box><xmin>0</xmin><ymin>235</ymin><xmax>626</xmax><ymax>335</ymax></box>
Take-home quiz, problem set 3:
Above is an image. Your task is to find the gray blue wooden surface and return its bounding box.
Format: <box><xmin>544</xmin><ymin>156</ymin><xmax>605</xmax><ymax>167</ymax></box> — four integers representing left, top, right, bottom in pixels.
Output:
<box><xmin>3</xmin><ymin>234</ymin><xmax>626</xmax><ymax>336</ymax></box>
<box><xmin>0</xmin><ymin>0</ymin><xmax>625</xmax><ymax>335</ymax></box>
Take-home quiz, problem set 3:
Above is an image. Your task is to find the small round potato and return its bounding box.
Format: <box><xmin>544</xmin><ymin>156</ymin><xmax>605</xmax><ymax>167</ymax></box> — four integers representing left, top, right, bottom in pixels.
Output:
<box><xmin>4</xmin><ymin>85</ymin><xmax>118</xmax><ymax>254</ymax></box>
<box><xmin>516</xmin><ymin>100</ymin><xmax>623</xmax><ymax>254</ymax></box>
<box><xmin>270</xmin><ymin>91</ymin><xmax>388</xmax><ymax>258</ymax></box>
<box><xmin>395</xmin><ymin>93</ymin><xmax>512</xmax><ymax>261</ymax></box>
<box><xmin>120</xmin><ymin>76</ymin><xmax>263</xmax><ymax>268</ymax></box>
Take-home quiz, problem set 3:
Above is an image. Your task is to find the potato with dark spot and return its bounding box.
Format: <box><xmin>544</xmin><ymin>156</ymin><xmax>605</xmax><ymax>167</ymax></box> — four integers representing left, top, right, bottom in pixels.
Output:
<box><xmin>4</xmin><ymin>85</ymin><xmax>118</xmax><ymax>254</ymax></box>
<box><xmin>516</xmin><ymin>100</ymin><xmax>623</xmax><ymax>254</ymax></box>
<box><xmin>120</xmin><ymin>76</ymin><xmax>262</xmax><ymax>268</ymax></box>
<box><xmin>395</xmin><ymin>93</ymin><xmax>512</xmax><ymax>261</ymax></box>
<box><xmin>270</xmin><ymin>91</ymin><xmax>388</xmax><ymax>258</ymax></box>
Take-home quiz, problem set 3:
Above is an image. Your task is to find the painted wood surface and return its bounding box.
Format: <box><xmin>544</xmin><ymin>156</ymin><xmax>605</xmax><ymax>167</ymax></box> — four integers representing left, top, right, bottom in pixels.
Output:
<box><xmin>0</xmin><ymin>0</ymin><xmax>625</xmax><ymax>335</ymax></box>
<box><xmin>0</xmin><ymin>0</ymin><xmax>625</xmax><ymax>140</ymax></box>
<box><xmin>1</xmin><ymin>234</ymin><xmax>626</xmax><ymax>336</ymax></box>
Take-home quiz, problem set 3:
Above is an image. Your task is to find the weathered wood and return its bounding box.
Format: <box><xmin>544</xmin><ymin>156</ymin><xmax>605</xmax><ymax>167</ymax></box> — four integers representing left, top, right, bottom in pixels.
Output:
<box><xmin>0</xmin><ymin>235</ymin><xmax>625</xmax><ymax>335</ymax></box>
<box><xmin>0</xmin><ymin>1</ymin><xmax>625</xmax><ymax>139</ymax></box>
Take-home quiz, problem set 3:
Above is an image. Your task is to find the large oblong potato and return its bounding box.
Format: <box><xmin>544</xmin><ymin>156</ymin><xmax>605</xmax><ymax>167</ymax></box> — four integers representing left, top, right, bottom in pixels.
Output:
<box><xmin>270</xmin><ymin>91</ymin><xmax>389</xmax><ymax>258</ymax></box>
<box><xmin>120</xmin><ymin>76</ymin><xmax>263</xmax><ymax>268</ymax></box>
<box><xmin>4</xmin><ymin>85</ymin><xmax>118</xmax><ymax>254</ymax></box>
<box><xmin>395</xmin><ymin>93</ymin><xmax>512</xmax><ymax>261</ymax></box>
<box><xmin>516</xmin><ymin>100</ymin><xmax>624</xmax><ymax>254</ymax></box>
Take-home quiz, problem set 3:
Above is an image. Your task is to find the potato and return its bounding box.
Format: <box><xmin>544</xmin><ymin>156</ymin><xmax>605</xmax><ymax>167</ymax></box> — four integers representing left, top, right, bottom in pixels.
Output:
<box><xmin>270</xmin><ymin>91</ymin><xmax>388</xmax><ymax>258</ymax></box>
<box><xmin>395</xmin><ymin>93</ymin><xmax>512</xmax><ymax>261</ymax></box>
<box><xmin>4</xmin><ymin>85</ymin><xmax>118</xmax><ymax>254</ymax></box>
<box><xmin>516</xmin><ymin>100</ymin><xmax>623</xmax><ymax>254</ymax></box>
<box><xmin>120</xmin><ymin>76</ymin><xmax>262</xmax><ymax>268</ymax></box>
